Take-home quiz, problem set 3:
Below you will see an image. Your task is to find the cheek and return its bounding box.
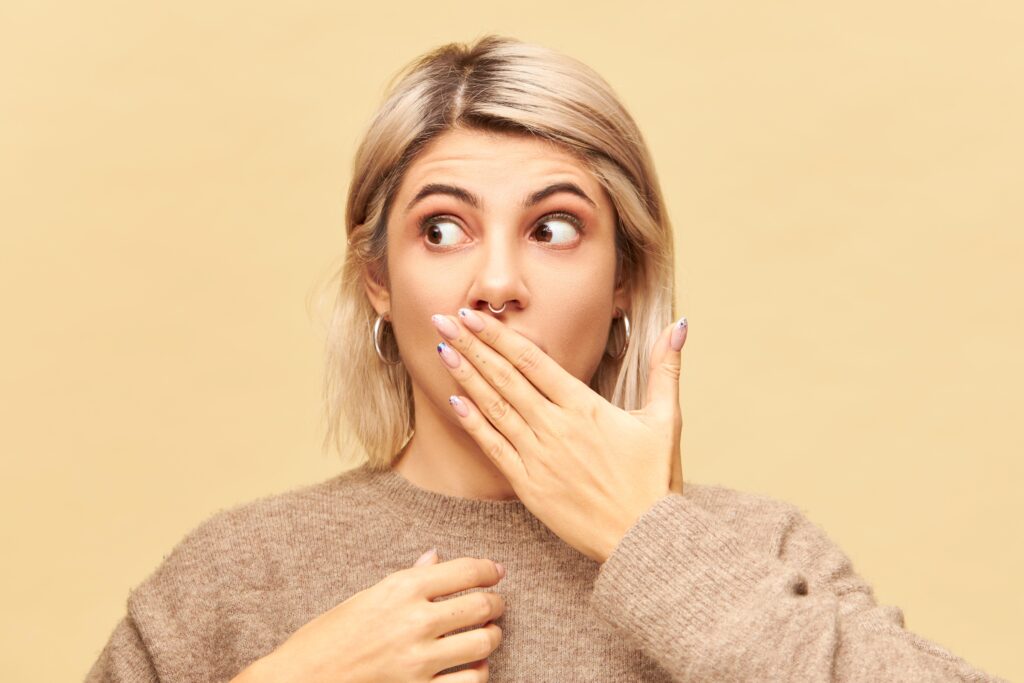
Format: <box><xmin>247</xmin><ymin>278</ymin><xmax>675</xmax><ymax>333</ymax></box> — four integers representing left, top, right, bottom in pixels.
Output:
<box><xmin>385</xmin><ymin>256</ymin><xmax>463</xmax><ymax>386</ymax></box>
<box><xmin>537</xmin><ymin>276</ymin><xmax>615</xmax><ymax>382</ymax></box>
<box><xmin>387</xmin><ymin>243</ymin><xmax>459</xmax><ymax>324</ymax></box>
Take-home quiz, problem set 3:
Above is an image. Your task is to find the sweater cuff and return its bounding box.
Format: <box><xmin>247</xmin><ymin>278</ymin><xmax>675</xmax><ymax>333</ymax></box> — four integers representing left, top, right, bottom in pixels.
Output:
<box><xmin>589</xmin><ymin>492</ymin><xmax>780</xmax><ymax>658</ymax></box>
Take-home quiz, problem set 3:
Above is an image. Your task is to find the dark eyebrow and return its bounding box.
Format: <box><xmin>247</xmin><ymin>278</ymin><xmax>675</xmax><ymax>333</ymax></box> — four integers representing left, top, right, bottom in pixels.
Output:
<box><xmin>526</xmin><ymin>182</ymin><xmax>597</xmax><ymax>209</ymax></box>
<box><xmin>404</xmin><ymin>181</ymin><xmax>597</xmax><ymax>214</ymax></box>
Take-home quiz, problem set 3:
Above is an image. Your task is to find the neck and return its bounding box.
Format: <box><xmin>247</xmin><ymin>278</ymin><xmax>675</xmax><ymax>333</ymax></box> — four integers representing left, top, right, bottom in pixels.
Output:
<box><xmin>391</xmin><ymin>382</ymin><xmax>519</xmax><ymax>501</ymax></box>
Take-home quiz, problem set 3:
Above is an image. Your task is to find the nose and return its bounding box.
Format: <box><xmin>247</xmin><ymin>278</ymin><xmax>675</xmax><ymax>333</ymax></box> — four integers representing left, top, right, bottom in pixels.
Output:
<box><xmin>467</xmin><ymin>235</ymin><xmax>529</xmax><ymax>315</ymax></box>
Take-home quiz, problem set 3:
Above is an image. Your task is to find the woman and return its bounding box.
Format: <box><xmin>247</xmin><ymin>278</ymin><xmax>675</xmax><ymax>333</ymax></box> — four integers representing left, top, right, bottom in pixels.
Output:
<box><xmin>86</xmin><ymin>35</ymin><xmax>1004</xmax><ymax>682</ymax></box>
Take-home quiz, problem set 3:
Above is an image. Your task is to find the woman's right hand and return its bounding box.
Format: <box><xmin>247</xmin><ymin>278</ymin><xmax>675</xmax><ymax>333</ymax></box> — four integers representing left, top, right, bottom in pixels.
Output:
<box><xmin>236</xmin><ymin>548</ymin><xmax>506</xmax><ymax>683</ymax></box>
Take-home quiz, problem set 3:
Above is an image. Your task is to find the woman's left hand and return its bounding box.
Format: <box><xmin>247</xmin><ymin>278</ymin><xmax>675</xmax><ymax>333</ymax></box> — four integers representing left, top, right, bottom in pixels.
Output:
<box><xmin>431</xmin><ymin>308</ymin><xmax>688</xmax><ymax>564</ymax></box>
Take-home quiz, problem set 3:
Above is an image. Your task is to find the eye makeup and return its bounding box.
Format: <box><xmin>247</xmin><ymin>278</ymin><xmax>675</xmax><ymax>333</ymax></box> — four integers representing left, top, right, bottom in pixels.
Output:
<box><xmin>417</xmin><ymin>209</ymin><xmax>587</xmax><ymax>250</ymax></box>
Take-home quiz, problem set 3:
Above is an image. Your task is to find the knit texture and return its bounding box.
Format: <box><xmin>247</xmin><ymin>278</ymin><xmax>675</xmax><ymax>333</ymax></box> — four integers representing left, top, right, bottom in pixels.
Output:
<box><xmin>85</xmin><ymin>464</ymin><xmax>1006</xmax><ymax>682</ymax></box>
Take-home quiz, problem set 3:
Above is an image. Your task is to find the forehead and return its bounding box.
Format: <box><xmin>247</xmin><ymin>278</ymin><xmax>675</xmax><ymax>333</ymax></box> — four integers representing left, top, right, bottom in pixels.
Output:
<box><xmin>400</xmin><ymin>127</ymin><xmax>599</xmax><ymax>192</ymax></box>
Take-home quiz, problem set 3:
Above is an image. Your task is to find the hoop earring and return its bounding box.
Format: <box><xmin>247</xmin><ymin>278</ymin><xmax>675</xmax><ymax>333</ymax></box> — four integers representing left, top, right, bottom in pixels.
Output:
<box><xmin>373</xmin><ymin>314</ymin><xmax>401</xmax><ymax>365</ymax></box>
<box><xmin>605</xmin><ymin>308</ymin><xmax>631</xmax><ymax>360</ymax></box>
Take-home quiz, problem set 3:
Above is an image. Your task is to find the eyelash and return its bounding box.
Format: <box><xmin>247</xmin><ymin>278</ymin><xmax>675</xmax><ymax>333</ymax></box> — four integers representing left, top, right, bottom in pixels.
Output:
<box><xmin>417</xmin><ymin>211</ymin><xmax>586</xmax><ymax>247</ymax></box>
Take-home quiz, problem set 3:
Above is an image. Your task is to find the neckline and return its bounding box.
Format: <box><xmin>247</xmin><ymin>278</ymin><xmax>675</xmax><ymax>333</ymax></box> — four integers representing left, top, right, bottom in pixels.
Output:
<box><xmin>349</xmin><ymin>462</ymin><xmax>560</xmax><ymax>543</ymax></box>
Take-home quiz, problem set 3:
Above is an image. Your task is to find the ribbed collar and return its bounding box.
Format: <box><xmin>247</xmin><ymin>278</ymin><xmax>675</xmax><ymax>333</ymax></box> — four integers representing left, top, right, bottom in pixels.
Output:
<box><xmin>346</xmin><ymin>463</ymin><xmax>562</xmax><ymax>544</ymax></box>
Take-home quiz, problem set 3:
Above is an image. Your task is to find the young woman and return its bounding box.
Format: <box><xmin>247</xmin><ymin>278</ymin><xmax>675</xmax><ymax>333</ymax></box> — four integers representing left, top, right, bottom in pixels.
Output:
<box><xmin>86</xmin><ymin>35</ymin><xmax>1004</xmax><ymax>682</ymax></box>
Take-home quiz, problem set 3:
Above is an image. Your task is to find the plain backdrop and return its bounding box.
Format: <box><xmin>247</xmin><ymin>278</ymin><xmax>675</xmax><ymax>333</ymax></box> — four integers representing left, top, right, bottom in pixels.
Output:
<box><xmin>1</xmin><ymin>1</ymin><xmax>1020</xmax><ymax>680</ymax></box>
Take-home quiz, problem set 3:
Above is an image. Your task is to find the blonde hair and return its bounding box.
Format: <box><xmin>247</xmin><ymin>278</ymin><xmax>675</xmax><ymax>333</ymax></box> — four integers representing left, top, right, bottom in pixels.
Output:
<box><xmin>312</xmin><ymin>34</ymin><xmax>676</xmax><ymax>472</ymax></box>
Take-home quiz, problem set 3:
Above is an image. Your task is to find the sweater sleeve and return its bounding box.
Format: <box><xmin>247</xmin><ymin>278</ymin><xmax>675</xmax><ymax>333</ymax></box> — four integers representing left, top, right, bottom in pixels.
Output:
<box><xmin>83</xmin><ymin>507</ymin><xmax>277</xmax><ymax>683</ymax></box>
<box><xmin>84</xmin><ymin>613</ymin><xmax>161</xmax><ymax>682</ymax></box>
<box><xmin>588</xmin><ymin>492</ymin><xmax>1007</xmax><ymax>682</ymax></box>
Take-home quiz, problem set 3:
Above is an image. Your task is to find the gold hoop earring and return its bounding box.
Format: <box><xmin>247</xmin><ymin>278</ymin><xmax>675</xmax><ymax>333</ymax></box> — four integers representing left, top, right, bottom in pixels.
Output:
<box><xmin>373</xmin><ymin>314</ymin><xmax>401</xmax><ymax>365</ymax></box>
<box><xmin>605</xmin><ymin>308</ymin><xmax>631</xmax><ymax>360</ymax></box>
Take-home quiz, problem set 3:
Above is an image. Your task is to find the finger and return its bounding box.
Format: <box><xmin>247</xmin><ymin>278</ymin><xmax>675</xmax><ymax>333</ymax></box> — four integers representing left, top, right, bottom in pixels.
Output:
<box><xmin>427</xmin><ymin>590</ymin><xmax>505</xmax><ymax>638</ymax></box>
<box><xmin>448</xmin><ymin>394</ymin><xmax>528</xmax><ymax>489</ymax></box>
<box><xmin>433</xmin><ymin>312</ymin><xmax>558</xmax><ymax>429</ymax></box>
<box><xmin>428</xmin><ymin>622</ymin><xmax>502</xmax><ymax>675</ymax></box>
<box><xmin>415</xmin><ymin>557</ymin><xmax>507</xmax><ymax>600</ymax></box>
<box><xmin>436</xmin><ymin>339</ymin><xmax>540</xmax><ymax>455</ymax></box>
<box><xmin>644</xmin><ymin>315</ymin><xmax>688</xmax><ymax>423</ymax></box>
<box><xmin>413</xmin><ymin>547</ymin><xmax>440</xmax><ymax>567</ymax></box>
<box><xmin>434</xmin><ymin>658</ymin><xmax>488</xmax><ymax>682</ymax></box>
<box><xmin>456</xmin><ymin>307</ymin><xmax>590</xmax><ymax>409</ymax></box>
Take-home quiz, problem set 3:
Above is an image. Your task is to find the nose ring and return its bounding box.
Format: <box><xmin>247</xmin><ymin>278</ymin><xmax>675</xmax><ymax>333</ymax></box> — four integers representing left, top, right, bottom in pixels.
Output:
<box><xmin>487</xmin><ymin>301</ymin><xmax>507</xmax><ymax>314</ymax></box>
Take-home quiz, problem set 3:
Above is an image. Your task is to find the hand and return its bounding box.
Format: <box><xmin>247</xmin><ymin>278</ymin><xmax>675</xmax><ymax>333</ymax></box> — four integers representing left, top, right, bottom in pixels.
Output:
<box><xmin>431</xmin><ymin>309</ymin><xmax>688</xmax><ymax>564</ymax></box>
<box><xmin>237</xmin><ymin>550</ymin><xmax>506</xmax><ymax>683</ymax></box>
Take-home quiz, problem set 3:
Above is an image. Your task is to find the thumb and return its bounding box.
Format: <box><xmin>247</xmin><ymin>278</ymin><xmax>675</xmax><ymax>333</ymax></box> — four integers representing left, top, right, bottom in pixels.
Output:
<box><xmin>644</xmin><ymin>315</ymin><xmax>688</xmax><ymax>421</ymax></box>
<box><xmin>413</xmin><ymin>547</ymin><xmax>440</xmax><ymax>567</ymax></box>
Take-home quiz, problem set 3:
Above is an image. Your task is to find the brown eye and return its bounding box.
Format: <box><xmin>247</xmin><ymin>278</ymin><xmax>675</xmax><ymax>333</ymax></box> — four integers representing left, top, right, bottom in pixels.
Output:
<box><xmin>533</xmin><ymin>213</ymin><xmax>583</xmax><ymax>246</ymax></box>
<box><xmin>421</xmin><ymin>217</ymin><xmax>465</xmax><ymax>247</ymax></box>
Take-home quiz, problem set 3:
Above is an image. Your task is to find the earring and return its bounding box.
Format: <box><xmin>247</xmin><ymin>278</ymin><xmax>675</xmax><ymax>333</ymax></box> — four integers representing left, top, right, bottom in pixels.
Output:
<box><xmin>373</xmin><ymin>314</ymin><xmax>401</xmax><ymax>365</ymax></box>
<box><xmin>605</xmin><ymin>308</ymin><xmax>631</xmax><ymax>360</ymax></box>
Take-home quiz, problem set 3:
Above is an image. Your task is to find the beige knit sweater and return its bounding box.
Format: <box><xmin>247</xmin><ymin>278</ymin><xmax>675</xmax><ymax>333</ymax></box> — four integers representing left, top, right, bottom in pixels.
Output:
<box><xmin>85</xmin><ymin>463</ymin><xmax>1006</xmax><ymax>682</ymax></box>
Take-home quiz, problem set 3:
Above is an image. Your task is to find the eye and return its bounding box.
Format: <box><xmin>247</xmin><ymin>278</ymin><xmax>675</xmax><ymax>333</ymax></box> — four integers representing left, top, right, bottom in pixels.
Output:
<box><xmin>418</xmin><ymin>211</ymin><xmax>585</xmax><ymax>251</ymax></box>
<box><xmin>532</xmin><ymin>212</ymin><xmax>584</xmax><ymax>246</ymax></box>
<box><xmin>420</xmin><ymin>216</ymin><xmax>468</xmax><ymax>248</ymax></box>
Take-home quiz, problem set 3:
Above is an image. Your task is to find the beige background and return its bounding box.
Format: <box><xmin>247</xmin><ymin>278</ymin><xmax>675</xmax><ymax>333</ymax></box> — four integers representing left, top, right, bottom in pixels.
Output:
<box><xmin>1</xmin><ymin>1</ymin><xmax>1020</xmax><ymax>680</ymax></box>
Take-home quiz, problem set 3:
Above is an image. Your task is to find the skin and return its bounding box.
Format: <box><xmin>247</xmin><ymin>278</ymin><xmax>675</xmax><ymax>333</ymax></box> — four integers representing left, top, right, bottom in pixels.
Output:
<box><xmin>236</xmin><ymin>126</ymin><xmax>685</xmax><ymax>681</ymax></box>
<box><xmin>364</xmin><ymin>126</ymin><xmax>630</xmax><ymax>503</ymax></box>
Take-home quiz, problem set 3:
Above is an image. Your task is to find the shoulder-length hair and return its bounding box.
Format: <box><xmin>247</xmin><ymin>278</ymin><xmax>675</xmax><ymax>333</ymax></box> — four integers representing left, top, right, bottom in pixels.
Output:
<box><xmin>313</xmin><ymin>34</ymin><xmax>677</xmax><ymax>471</ymax></box>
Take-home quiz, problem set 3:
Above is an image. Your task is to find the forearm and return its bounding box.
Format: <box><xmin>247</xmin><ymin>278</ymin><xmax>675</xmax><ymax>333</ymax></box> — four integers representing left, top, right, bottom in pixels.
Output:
<box><xmin>590</xmin><ymin>493</ymin><xmax>1006</xmax><ymax>682</ymax></box>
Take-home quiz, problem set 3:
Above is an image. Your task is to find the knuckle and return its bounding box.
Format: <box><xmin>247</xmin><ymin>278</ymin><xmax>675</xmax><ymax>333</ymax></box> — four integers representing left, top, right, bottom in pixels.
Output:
<box><xmin>396</xmin><ymin>642</ymin><xmax>426</xmax><ymax>674</ymax></box>
<box><xmin>485</xmin><ymin>396</ymin><xmax>511</xmax><ymax>422</ymax></box>
<box><xmin>472</xmin><ymin>592</ymin><xmax>493</xmax><ymax>620</ymax></box>
<box><xmin>415</xmin><ymin>605</ymin><xmax>441</xmax><ymax>634</ymax></box>
<box><xmin>567</xmin><ymin>396</ymin><xmax>599</xmax><ymax>423</ymax></box>
<box><xmin>461</xmin><ymin>334</ymin><xmax>479</xmax><ymax>356</ymax></box>
<box><xmin>383</xmin><ymin>571</ymin><xmax>412</xmax><ymax>595</ymax></box>
<box><xmin>401</xmin><ymin>571</ymin><xmax>425</xmax><ymax>594</ymax></box>
<box><xmin>489</xmin><ymin>623</ymin><xmax>503</xmax><ymax>647</ymax></box>
<box><xmin>658</xmin><ymin>362</ymin><xmax>681</xmax><ymax>382</ymax></box>
<box><xmin>542</xmin><ymin>414</ymin><xmax>571</xmax><ymax>442</ymax></box>
<box><xmin>513</xmin><ymin>344</ymin><xmax>541</xmax><ymax>372</ymax></box>
<box><xmin>464</xmin><ymin>563</ymin><xmax>485</xmax><ymax>587</ymax></box>
<box><xmin>486</xmin><ymin>439</ymin><xmax>506</xmax><ymax>463</ymax></box>
<box><xmin>492</xmin><ymin>365</ymin><xmax>514</xmax><ymax>391</ymax></box>
<box><xmin>473</xmin><ymin>628</ymin><xmax>495</xmax><ymax>658</ymax></box>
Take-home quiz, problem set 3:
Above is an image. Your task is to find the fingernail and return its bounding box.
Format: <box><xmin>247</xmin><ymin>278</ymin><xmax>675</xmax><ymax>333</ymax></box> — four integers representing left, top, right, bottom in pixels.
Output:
<box><xmin>494</xmin><ymin>561</ymin><xmax>506</xmax><ymax>579</ymax></box>
<box><xmin>449</xmin><ymin>395</ymin><xmax>469</xmax><ymax>417</ymax></box>
<box><xmin>414</xmin><ymin>547</ymin><xmax>437</xmax><ymax>566</ymax></box>
<box><xmin>670</xmin><ymin>316</ymin><xmax>688</xmax><ymax>352</ymax></box>
<box><xmin>431</xmin><ymin>314</ymin><xmax>460</xmax><ymax>340</ymax></box>
<box><xmin>437</xmin><ymin>341</ymin><xmax>461</xmax><ymax>368</ymax></box>
<box><xmin>458</xmin><ymin>308</ymin><xmax>486</xmax><ymax>332</ymax></box>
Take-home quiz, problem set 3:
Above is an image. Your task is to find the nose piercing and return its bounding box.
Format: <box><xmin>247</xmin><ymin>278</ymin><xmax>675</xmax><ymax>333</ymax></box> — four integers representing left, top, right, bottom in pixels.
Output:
<box><xmin>487</xmin><ymin>301</ymin><xmax>507</xmax><ymax>314</ymax></box>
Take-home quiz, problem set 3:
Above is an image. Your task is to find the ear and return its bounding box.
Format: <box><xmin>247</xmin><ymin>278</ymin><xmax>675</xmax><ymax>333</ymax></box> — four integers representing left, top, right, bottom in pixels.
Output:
<box><xmin>362</xmin><ymin>262</ymin><xmax>391</xmax><ymax>318</ymax></box>
<box><xmin>612</xmin><ymin>266</ymin><xmax>630</xmax><ymax>315</ymax></box>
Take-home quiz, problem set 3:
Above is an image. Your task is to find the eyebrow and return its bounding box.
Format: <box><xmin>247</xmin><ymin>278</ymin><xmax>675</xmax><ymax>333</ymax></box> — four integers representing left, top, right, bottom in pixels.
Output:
<box><xmin>404</xmin><ymin>181</ymin><xmax>597</xmax><ymax>214</ymax></box>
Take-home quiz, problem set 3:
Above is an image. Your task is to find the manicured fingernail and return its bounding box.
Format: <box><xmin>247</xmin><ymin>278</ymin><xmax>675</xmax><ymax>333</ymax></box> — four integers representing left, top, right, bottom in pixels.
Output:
<box><xmin>670</xmin><ymin>316</ymin><xmax>688</xmax><ymax>352</ymax></box>
<box><xmin>431</xmin><ymin>314</ymin><xmax>460</xmax><ymax>340</ymax></box>
<box><xmin>414</xmin><ymin>547</ymin><xmax>437</xmax><ymax>566</ymax></box>
<box><xmin>449</xmin><ymin>395</ymin><xmax>469</xmax><ymax>417</ymax></box>
<box><xmin>494</xmin><ymin>561</ymin><xmax>506</xmax><ymax>579</ymax></box>
<box><xmin>458</xmin><ymin>308</ymin><xmax>486</xmax><ymax>332</ymax></box>
<box><xmin>437</xmin><ymin>341</ymin><xmax>461</xmax><ymax>368</ymax></box>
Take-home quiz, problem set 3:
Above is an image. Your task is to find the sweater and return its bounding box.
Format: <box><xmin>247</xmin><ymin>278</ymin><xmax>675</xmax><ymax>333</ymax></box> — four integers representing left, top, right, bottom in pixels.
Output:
<box><xmin>85</xmin><ymin>462</ymin><xmax>1006</xmax><ymax>682</ymax></box>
